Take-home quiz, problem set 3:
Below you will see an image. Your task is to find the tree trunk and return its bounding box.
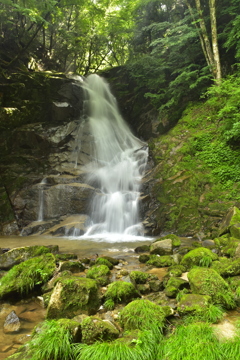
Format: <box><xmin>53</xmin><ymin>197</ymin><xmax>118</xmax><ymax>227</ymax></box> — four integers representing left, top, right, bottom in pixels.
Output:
<box><xmin>194</xmin><ymin>0</ymin><xmax>215</xmax><ymax>68</ymax></box>
<box><xmin>209</xmin><ymin>0</ymin><xmax>222</xmax><ymax>82</ymax></box>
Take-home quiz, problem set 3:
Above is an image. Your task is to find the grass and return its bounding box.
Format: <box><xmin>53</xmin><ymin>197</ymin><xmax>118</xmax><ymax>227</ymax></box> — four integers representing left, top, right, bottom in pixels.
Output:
<box><xmin>20</xmin><ymin>320</ymin><xmax>76</xmax><ymax>360</ymax></box>
<box><xmin>119</xmin><ymin>299</ymin><xmax>165</xmax><ymax>336</ymax></box>
<box><xmin>74</xmin><ymin>329</ymin><xmax>160</xmax><ymax>360</ymax></box>
<box><xmin>159</xmin><ymin>322</ymin><xmax>222</xmax><ymax>360</ymax></box>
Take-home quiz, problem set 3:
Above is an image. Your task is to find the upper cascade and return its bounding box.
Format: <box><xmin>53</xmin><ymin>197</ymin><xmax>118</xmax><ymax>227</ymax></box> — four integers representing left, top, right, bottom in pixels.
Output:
<box><xmin>81</xmin><ymin>74</ymin><xmax>148</xmax><ymax>236</ymax></box>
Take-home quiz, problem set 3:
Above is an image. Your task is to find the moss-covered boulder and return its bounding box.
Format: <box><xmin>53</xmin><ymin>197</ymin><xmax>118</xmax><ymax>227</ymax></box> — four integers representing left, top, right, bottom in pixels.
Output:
<box><xmin>81</xmin><ymin>316</ymin><xmax>119</xmax><ymax>344</ymax></box>
<box><xmin>0</xmin><ymin>245</ymin><xmax>58</xmax><ymax>270</ymax></box>
<box><xmin>181</xmin><ymin>247</ymin><xmax>218</xmax><ymax>269</ymax></box>
<box><xmin>146</xmin><ymin>255</ymin><xmax>174</xmax><ymax>267</ymax></box>
<box><xmin>188</xmin><ymin>267</ymin><xmax>235</xmax><ymax>309</ymax></box>
<box><xmin>58</xmin><ymin>261</ymin><xmax>85</xmax><ymax>273</ymax></box>
<box><xmin>129</xmin><ymin>270</ymin><xmax>158</xmax><ymax>285</ymax></box>
<box><xmin>177</xmin><ymin>293</ymin><xmax>211</xmax><ymax>315</ymax></box>
<box><xmin>46</xmin><ymin>277</ymin><xmax>100</xmax><ymax>319</ymax></box>
<box><xmin>0</xmin><ymin>253</ymin><xmax>56</xmax><ymax>299</ymax></box>
<box><xmin>94</xmin><ymin>257</ymin><xmax>114</xmax><ymax>269</ymax></box>
<box><xmin>119</xmin><ymin>299</ymin><xmax>166</xmax><ymax>332</ymax></box>
<box><xmin>104</xmin><ymin>281</ymin><xmax>140</xmax><ymax>305</ymax></box>
<box><xmin>86</xmin><ymin>264</ymin><xmax>111</xmax><ymax>286</ymax></box>
<box><xmin>151</xmin><ymin>234</ymin><xmax>181</xmax><ymax>254</ymax></box>
<box><xmin>138</xmin><ymin>254</ymin><xmax>150</xmax><ymax>263</ymax></box>
<box><xmin>167</xmin><ymin>264</ymin><xmax>186</xmax><ymax>277</ymax></box>
<box><xmin>211</xmin><ymin>257</ymin><xmax>240</xmax><ymax>277</ymax></box>
<box><xmin>165</xmin><ymin>277</ymin><xmax>189</xmax><ymax>298</ymax></box>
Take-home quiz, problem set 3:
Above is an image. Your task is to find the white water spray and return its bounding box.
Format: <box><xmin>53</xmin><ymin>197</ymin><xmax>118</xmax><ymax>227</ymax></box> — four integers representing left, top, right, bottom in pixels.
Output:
<box><xmin>82</xmin><ymin>74</ymin><xmax>148</xmax><ymax>237</ymax></box>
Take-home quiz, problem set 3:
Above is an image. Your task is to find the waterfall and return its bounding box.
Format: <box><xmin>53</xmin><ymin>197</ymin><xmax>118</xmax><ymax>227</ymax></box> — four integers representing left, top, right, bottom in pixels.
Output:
<box><xmin>82</xmin><ymin>74</ymin><xmax>148</xmax><ymax>238</ymax></box>
<box><xmin>37</xmin><ymin>178</ymin><xmax>46</xmax><ymax>222</ymax></box>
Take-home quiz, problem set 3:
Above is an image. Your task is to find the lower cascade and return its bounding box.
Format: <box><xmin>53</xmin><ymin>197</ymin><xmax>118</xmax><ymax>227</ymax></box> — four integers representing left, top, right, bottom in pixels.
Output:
<box><xmin>82</xmin><ymin>74</ymin><xmax>148</xmax><ymax>237</ymax></box>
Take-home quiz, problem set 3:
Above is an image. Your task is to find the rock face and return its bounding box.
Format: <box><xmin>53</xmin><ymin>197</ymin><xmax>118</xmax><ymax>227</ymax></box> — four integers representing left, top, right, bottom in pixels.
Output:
<box><xmin>0</xmin><ymin>71</ymin><xmax>155</xmax><ymax>236</ymax></box>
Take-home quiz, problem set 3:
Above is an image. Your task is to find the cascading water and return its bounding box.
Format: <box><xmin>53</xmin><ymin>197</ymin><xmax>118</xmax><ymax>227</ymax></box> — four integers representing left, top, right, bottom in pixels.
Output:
<box><xmin>82</xmin><ymin>74</ymin><xmax>148</xmax><ymax>238</ymax></box>
<box><xmin>37</xmin><ymin>178</ymin><xmax>46</xmax><ymax>222</ymax></box>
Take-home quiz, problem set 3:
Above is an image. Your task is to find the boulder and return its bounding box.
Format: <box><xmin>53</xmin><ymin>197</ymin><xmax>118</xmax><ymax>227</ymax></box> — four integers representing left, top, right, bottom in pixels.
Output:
<box><xmin>150</xmin><ymin>239</ymin><xmax>173</xmax><ymax>255</ymax></box>
<box><xmin>104</xmin><ymin>281</ymin><xmax>140</xmax><ymax>305</ymax></box>
<box><xmin>46</xmin><ymin>277</ymin><xmax>100</xmax><ymax>319</ymax></box>
<box><xmin>188</xmin><ymin>267</ymin><xmax>235</xmax><ymax>309</ymax></box>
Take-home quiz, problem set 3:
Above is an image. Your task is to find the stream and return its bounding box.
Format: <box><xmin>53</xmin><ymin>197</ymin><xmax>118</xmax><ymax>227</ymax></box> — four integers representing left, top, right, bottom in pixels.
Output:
<box><xmin>0</xmin><ymin>235</ymin><xmax>153</xmax><ymax>359</ymax></box>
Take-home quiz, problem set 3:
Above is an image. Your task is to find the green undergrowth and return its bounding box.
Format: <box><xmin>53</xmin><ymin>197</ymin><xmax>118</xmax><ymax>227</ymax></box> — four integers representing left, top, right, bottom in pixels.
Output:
<box><xmin>152</xmin><ymin>73</ymin><xmax>240</xmax><ymax>235</ymax></box>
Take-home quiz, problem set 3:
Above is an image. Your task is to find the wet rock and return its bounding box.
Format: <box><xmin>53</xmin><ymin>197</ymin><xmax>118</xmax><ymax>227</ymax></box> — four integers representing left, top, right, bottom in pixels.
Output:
<box><xmin>4</xmin><ymin>311</ymin><xmax>21</xmax><ymax>333</ymax></box>
<box><xmin>150</xmin><ymin>239</ymin><xmax>173</xmax><ymax>255</ymax></box>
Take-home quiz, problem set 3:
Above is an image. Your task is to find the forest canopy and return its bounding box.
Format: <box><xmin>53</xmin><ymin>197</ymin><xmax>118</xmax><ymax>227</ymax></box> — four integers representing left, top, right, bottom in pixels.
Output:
<box><xmin>0</xmin><ymin>0</ymin><xmax>240</xmax><ymax>116</ymax></box>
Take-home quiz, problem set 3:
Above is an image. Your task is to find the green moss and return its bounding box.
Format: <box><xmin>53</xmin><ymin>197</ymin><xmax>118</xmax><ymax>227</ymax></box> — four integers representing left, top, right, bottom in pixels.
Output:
<box><xmin>104</xmin><ymin>281</ymin><xmax>140</xmax><ymax>304</ymax></box>
<box><xmin>129</xmin><ymin>271</ymin><xmax>156</xmax><ymax>284</ymax></box>
<box><xmin>181</xmin><ymin>247</ymin><xmax>218</xmax><ymax>269</ymax></box>
<box><xmin>86</xmin><ymin>265</ymin><xmax>110</xmax><ymax>286</ymax></box>
<box><xmin>94</xmin><ymin>257</ymin><xmax>114</xmax><ymax>269</ymax></box>
<box><xmin>168</xmin><ymin>265</ymin><xmax>186</xmax><ymax>277</ymax></box>
<box><xmin>55</xmin><ymin>253</ymin><xmax>78</xmax><ymax>261</ymax></box>
<box><xmin>0</xmin><ymin>245</ymin><xmax>57</xmax><ymax>270</ymax></box>
<box><xmin>146</xmin><ymin>255</ymin><xmax>174</xmax><ymax>267</ymax></box>
<box><xmin>211</xmin><ymin>257</ymin><xmax>240</xmax><ymax>277</ymax></box>
<box><xmin>0</xmin><ymin>253</ymin><xmax>56</xmax><ymax>299</ymax></box>
<box><xmin>188</xmin><ymin>267</ymin><xmax>236</xmax><ymax>309</ymax></box>
<box><xmin>165</xmin><ymin>277</ymin><xmax>189</xmax><ymax>298</ymax></box>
